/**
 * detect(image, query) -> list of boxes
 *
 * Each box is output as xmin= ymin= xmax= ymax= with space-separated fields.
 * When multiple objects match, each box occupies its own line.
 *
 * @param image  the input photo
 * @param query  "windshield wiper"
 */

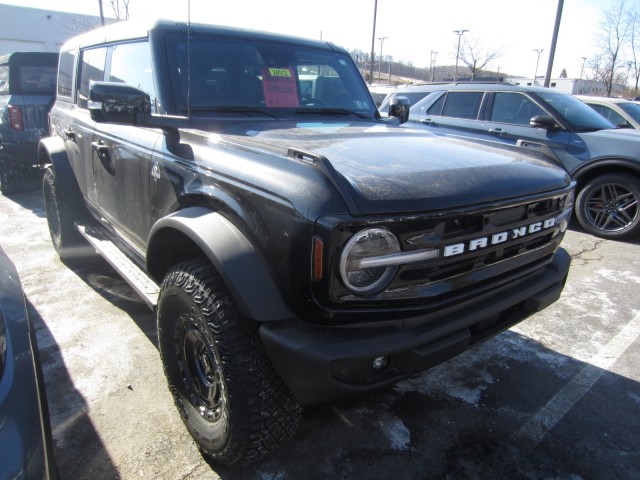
xmin=294 ymin=107 xmax=370 ymax=119
xmin=182 ymin=105 xmax=279 ymax=118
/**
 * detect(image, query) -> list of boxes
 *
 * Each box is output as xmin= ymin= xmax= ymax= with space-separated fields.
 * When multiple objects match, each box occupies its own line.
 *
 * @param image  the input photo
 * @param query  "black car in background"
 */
xmin=0 ymin=52 xmax=58 ymax=194
xmin=0 ymin=245 xmax=57 ymax=479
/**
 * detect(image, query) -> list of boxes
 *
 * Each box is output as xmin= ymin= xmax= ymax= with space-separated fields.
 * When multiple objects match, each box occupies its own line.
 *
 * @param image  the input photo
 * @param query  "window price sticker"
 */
xmin=262 ymin=67 xmax=299 ymax=107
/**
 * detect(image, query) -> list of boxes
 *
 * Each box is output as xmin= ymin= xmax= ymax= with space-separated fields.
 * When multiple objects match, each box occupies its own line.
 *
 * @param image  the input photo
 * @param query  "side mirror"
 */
xmin=529 ymin=115 xmax=557 ymax=130
xmin=389 ymin=96 xmax=410 ymax=124
xmin=88 ymin=81 xmax=151 ymax=124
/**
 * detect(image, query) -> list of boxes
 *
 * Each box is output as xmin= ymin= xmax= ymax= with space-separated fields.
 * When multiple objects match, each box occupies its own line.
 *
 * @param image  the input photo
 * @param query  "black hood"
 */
xmin=212 ymin=121 xmax=571 ymax=215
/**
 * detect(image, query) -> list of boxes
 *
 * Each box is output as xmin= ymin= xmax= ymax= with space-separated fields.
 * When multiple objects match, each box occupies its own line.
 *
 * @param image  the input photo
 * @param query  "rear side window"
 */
xmin=78 ymin=47 xmax=107 ymax=109
xmin=18 ymin=66 xmax=56 ymax=93
xmin=440 ymin=92 xmax=483 ymax=119
xmin=57 ymin=50 xmax=76 ymax=99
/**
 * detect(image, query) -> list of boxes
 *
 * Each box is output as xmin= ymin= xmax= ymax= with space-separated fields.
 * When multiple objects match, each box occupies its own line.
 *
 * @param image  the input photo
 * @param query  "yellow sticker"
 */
xmin=268 ymin=68 xmax=292 ymax=78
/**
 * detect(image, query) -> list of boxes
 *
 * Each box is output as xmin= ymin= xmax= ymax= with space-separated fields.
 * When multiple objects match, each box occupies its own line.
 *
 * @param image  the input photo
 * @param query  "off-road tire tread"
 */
xmin=158 ymin=258 xmax=302 ymax=469
xmin=42 ymin=167 xmax=86 ymax=258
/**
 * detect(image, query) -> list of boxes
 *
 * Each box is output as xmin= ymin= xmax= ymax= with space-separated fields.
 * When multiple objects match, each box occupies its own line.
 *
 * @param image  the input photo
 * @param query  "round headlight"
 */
xmin=339 ymin=228 xmax=401 ymax=294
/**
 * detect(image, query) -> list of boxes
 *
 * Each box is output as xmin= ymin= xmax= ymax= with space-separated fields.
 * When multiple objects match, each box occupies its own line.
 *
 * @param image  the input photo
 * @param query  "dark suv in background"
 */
xmin=0 ymin=52 xmax=58 ymax=194
xmin=397 ymin=83 xmax=640 ymax=240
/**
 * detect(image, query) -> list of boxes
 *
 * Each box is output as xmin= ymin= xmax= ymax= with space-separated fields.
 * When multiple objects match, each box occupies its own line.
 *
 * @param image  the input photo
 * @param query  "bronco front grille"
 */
xmin=324 ymin=188 xmax=573 ymax=306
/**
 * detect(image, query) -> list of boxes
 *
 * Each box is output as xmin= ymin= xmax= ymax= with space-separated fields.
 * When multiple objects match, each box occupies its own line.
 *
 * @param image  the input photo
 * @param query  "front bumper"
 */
xmin=260 ymin=247 xmax=570 ymax=405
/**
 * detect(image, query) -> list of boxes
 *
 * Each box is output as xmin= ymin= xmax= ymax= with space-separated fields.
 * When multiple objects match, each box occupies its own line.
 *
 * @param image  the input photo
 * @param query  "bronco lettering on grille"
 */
xmin=443 ymin=217 xmax=557 ymax=257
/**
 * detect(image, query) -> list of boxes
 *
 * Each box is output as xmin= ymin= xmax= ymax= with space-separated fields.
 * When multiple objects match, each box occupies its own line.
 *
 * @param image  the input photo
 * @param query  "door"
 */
xmin=410 ymin=91 xmax=489 ymax=142
xmin=90 ymin=41 xmax=161 ymax=252
xmin=481 ymin=91 xmax=572 ymax=163
xmin=70 ymin=46 xmax=108 ymax=206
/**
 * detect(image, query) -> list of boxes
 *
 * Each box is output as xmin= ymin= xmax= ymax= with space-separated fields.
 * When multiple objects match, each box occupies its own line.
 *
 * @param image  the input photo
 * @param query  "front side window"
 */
xmin=165 ymin=35 xmax=376 ymax=117
xmin=490 ymin=92 xmax=546 ymax=125
xmin=618 ymin=101 xmax=640 ymax=123
xmin=589 ymin=104 xmax=626 ymax=126
xmin=380 ymin=90 xmax=433 ymax=114
xmin=109 ymin=41 xmax=157 ymax=112
xmin=78 ymin=47 xmax=107 ymax=109
xmin=0 ymin=66 xmax=8 ymax=93
xmin=536 ymin=91 xmax=614 ymax=132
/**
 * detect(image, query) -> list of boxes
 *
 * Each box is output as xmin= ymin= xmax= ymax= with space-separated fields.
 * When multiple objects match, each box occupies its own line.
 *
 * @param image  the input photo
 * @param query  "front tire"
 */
xmin=575 ymin=173 xmax=640 ymax=240
xmin=157 ymin=259 xmax=302 ymax=469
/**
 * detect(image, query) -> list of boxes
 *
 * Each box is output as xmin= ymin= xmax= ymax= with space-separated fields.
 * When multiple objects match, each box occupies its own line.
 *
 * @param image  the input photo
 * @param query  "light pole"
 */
xmin=430 ymin=50 xmax=438 ymax=82
xmin=579 ymin=56 xmax=587 ymax=80
xmin=453 ymin=29 xmax=469 ymax=82
xmin=378 ymin=36 xmax=388 ymax=83
xmin=533 ymin=49 xmax=544 ymax=86
xmin=626 ymin=61 xmax=633 ymax=88
xmin=369 ymin=0 xmax=378 ymax=84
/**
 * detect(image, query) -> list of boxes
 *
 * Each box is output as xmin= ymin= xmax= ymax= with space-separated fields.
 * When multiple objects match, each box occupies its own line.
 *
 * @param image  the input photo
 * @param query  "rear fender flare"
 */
xmin=148 ymin=207 xmax=294 ymax=322
xmin=38 ymin=136 xmax=84 ymax=205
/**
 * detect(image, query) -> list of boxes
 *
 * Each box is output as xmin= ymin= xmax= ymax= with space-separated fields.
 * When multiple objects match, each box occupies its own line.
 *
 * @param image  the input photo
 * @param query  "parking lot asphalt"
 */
xmin=1 ymin=188 xmax=639 ymax=480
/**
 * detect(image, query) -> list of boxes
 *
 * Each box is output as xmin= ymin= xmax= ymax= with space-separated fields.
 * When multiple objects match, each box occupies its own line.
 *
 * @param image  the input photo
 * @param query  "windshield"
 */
xmin=536 ymin=91 xmax=615 ymax=132
xmin=165 ymin=35 xmax=376 ymax=118
xmin=619 ymin=101 xmax=640 ymax=123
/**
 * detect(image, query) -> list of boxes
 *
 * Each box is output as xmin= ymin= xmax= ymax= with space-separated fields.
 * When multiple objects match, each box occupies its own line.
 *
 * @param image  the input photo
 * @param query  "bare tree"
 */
xmin=589 ymin=0 xmax=632 ymax=96
xmin=456 ymin=37 xmax=502 ymax=81
xmin=109 ymin=0 xmax=130 ymax=20
xmin=627 ymin=3 xmax=640 ymax=95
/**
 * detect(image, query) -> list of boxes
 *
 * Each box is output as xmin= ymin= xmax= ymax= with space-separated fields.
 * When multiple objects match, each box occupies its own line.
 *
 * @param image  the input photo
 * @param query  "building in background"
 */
xmin=505 ymin=77 xmax=624 ymax=97
xmin=0 ymin=4 xmax=108 ymax=55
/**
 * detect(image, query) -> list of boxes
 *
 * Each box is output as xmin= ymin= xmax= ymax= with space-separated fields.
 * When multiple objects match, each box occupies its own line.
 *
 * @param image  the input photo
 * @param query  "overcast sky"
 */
xmin=4 ymin=0 xmax=612 ymax=78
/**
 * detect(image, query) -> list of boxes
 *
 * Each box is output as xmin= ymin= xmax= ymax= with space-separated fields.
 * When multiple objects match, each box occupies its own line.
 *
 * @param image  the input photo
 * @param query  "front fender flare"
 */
xmin=148 ymin=207 xmax=295 ymax=322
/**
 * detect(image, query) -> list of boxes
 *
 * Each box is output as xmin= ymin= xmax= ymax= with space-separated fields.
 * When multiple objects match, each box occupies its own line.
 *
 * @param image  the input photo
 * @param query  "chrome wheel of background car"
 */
xmin=576 ymin=173 xmax=640 ymax=240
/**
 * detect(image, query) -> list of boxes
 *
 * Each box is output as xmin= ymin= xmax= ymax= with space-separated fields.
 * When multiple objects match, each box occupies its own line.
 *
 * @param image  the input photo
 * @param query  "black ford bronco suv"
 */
xmin=40 ymin=19 xmax=573 ymax=468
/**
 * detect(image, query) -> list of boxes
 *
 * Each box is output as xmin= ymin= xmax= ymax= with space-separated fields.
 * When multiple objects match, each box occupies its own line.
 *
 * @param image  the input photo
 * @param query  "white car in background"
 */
xmin=576 ymin=95 xmax=640 ymax=131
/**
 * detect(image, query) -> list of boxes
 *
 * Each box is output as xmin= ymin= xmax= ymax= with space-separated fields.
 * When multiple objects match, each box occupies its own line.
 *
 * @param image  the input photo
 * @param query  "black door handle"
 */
xmin=63 ymin=129 xmax=77 ymax=141
xmin=91 ymin=141 xmax=109 ymax=156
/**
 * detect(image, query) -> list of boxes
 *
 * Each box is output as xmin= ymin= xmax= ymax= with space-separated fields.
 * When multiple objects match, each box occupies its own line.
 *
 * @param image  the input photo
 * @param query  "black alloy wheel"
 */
xmin=576 ymin=173 xmax=640 ymax=240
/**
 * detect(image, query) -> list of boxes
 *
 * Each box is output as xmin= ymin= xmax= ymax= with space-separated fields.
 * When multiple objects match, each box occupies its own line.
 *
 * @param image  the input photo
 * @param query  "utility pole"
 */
xmin=533 ymin=49 xmax=544 ymax=86
xmin=453 ymin=29 xmax=469 ymax=82
xmin=579 ymin=56 xmax=587 ymax=80
xmin=544 ymin=0 xmax=564 ymax=87
xmin=378 ymin=36 xmax=388 ymax=83
xmin=369 ymin=0 xmax=378 ymax=85
xmin=98 ymin=0 xmax=104 ymax=26
xmin=430 ymin=50 xmax=438 ymax=82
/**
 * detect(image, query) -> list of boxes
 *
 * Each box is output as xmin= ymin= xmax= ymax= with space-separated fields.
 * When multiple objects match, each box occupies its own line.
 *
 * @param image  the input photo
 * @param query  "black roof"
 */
xmin=60 ymin=18 xmax=348 ymax=55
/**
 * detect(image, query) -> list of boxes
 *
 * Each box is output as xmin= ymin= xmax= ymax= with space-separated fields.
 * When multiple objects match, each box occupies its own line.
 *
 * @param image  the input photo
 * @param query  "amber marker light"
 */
xmin=312 ymin=235 xmax=324 ymax=281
